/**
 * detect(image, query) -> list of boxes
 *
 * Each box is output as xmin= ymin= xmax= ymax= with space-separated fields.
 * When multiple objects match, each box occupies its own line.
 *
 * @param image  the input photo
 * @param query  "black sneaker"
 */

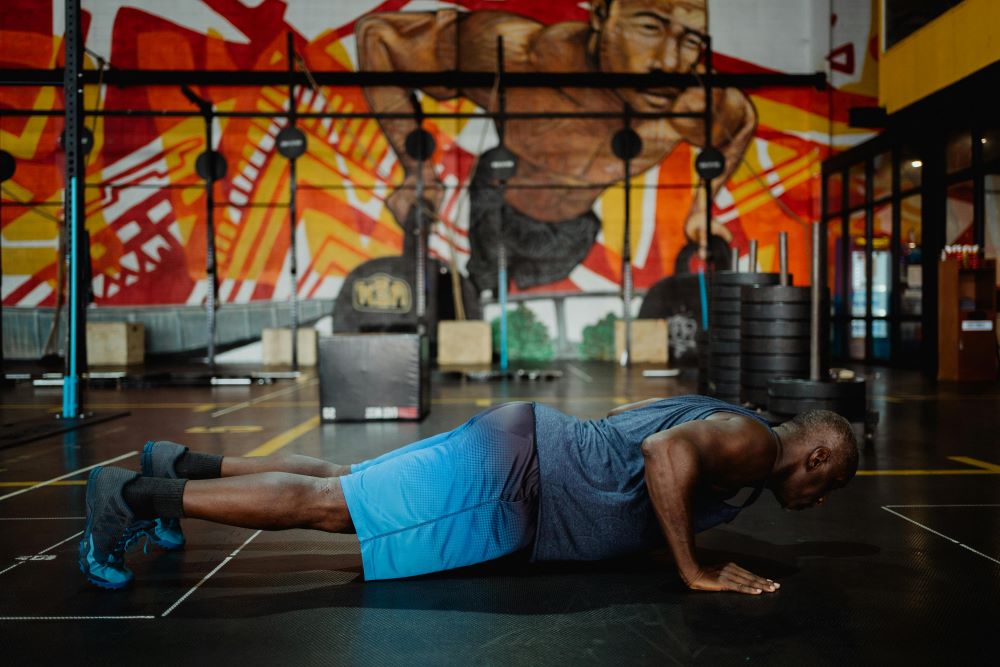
xmin=78 ymin=467 xmax=152 ymax=590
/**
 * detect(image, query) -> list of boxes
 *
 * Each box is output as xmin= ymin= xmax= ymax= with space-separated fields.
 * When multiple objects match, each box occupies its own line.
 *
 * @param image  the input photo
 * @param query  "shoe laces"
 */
xmin=120 ymin=522 xmax=155 ymax=555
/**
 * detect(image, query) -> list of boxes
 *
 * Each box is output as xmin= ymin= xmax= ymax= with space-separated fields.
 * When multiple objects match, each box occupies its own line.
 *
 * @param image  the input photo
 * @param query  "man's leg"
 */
xmin=219 ymin=453 xmax=349 ymax=478
xmin=144 ymin=440 xmax=350 ymax=480
xmin=80 ymin=466 xmax=354 ymax=589
xmin=181 ymin=472 xmax=353 ymax=532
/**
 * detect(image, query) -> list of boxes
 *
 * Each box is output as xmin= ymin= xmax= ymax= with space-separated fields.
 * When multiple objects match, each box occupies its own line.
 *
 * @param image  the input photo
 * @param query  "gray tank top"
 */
xmin=530 ymin=395 xmax=774 ymax=562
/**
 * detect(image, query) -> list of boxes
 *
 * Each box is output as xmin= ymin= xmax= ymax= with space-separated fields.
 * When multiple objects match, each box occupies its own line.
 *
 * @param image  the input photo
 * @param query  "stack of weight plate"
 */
xmin=707 ymin=272 xmax=781 ymax=405
xmin=739 ymin=285 xmax=811 ymax=408
xmin=767 ymin=377 xmax=867 ymax=422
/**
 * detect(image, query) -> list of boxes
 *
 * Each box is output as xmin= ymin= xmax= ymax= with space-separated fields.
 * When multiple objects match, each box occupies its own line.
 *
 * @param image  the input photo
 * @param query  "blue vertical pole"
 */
xmin=62 ymin=176 xmax=80 ymax=418
xmin=62 ymin=0 xmax=84 ymax=419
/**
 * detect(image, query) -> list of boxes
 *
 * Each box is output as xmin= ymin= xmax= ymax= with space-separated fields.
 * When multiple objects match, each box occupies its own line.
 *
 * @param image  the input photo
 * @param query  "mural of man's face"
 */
xmin=592 ymin=0 xmax=707 ymax=112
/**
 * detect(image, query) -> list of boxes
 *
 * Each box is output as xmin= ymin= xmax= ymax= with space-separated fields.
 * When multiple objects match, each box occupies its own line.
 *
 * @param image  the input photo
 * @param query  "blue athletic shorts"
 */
xmin=339 ymin=401 xmax=540 ymax=580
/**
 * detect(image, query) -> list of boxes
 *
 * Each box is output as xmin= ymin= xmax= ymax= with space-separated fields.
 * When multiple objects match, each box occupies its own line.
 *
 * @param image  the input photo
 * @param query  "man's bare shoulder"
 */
xmin=698 ymin=413 xmax=775 ymax=482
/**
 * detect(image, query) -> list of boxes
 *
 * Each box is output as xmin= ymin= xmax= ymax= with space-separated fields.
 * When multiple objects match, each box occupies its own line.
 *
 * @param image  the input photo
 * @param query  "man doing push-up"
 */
xmin=80 ymin=395 xmax=858 ymax=594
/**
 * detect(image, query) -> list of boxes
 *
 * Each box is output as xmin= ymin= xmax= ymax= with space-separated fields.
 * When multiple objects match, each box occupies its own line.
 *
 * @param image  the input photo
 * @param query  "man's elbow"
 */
xmin=641 ymin=436 xmax=664 ymax=460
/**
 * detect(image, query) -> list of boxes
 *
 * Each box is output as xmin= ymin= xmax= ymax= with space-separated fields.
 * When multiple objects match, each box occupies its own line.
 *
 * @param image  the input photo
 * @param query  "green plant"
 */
xmin=579 ymin=312 xmax=618 ymax=361
xmin=491 ymin=304 xmax=554 ymax=361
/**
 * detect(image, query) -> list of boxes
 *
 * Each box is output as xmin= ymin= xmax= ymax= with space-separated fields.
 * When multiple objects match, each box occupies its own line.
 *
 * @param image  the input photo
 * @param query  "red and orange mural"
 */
xmin=1 ymin=0 xmax=880 ymax=310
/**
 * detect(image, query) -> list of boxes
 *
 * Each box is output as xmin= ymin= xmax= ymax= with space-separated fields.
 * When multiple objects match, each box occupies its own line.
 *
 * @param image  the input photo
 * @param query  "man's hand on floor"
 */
xmin=686 ymin=562 xmax=779 ymax=595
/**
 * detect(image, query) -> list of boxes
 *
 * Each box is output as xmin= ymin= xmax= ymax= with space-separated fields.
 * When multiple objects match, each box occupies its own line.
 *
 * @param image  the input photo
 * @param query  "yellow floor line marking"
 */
xmin=858 ymin=455 xmax=1000 ymax=476
xmin=193 ymin=404 xmax=218 ymax=413
xmin=0 ymin=481 xmax=87 ymax=488
xmin=474 ymin=399 xmax=492 ymax=407
xmin=947 ymin=456 xmax=1000 ymax=472
xmin=244 ymin=416 xmax=320 ymax=458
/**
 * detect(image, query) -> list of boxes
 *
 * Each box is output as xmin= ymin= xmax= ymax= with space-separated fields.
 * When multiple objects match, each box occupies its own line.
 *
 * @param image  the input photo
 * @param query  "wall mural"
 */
xmin=0 ymin=0 xmax=880 ymax=347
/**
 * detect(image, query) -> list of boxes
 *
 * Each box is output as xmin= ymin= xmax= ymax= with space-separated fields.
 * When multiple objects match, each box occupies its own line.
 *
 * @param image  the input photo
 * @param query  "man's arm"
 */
xmin=641 ymin=416 xmax=778 ymax=595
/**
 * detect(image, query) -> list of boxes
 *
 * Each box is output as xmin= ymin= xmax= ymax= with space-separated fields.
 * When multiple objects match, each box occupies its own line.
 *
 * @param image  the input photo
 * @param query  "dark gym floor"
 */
xmin=1 ymin=362 xmax=997 ymax=666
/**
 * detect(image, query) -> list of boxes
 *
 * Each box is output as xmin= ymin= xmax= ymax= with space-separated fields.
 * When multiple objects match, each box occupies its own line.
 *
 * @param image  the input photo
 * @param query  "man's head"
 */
xmin=770 ymin=410 xmax=859 ymax=511
xmin=589 ymin=0 xmax=707 ymax=112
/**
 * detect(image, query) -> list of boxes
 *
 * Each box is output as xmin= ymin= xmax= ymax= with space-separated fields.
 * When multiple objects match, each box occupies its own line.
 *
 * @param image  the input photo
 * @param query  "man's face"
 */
xmin=594 ymin=0 xmax=707 ymax=112
xmin=771 ymin=446 xmax=849 ymax=511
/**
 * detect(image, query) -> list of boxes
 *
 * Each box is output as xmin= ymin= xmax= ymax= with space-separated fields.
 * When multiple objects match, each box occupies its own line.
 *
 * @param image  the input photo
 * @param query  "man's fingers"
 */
xmin=722 ymin=565 xmax=779 ymax=592
xmin=727 ymin=582 xmax=762 ymax=595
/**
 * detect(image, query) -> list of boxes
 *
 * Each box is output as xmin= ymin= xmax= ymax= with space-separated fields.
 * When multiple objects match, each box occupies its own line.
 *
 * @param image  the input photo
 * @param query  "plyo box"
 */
xmin=437 ymin=320 xmax=492 ymax=366
xmin=318 ymin=333 xmax=429 ymax=422
xmin=86 ymin=322 xmax=145 ymax=365
xmin=262 ymin=327 xmax=318 ymax=366
xmin=615 ymin=319 xmax=669 ymax=364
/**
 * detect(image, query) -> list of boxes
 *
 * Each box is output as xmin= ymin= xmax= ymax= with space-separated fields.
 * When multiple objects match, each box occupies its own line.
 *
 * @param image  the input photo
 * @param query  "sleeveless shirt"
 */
xmin=530 ymin=395 xmax=774 ymax=562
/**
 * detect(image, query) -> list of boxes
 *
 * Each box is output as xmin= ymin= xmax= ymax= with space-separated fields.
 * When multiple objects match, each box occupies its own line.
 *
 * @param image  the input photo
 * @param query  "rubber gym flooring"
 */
xmin=1 ymin=362 xmax=997 ymax=666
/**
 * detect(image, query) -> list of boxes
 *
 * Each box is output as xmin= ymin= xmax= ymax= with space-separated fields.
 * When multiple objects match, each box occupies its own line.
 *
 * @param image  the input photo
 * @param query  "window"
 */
xmin=900 ymin=147 xmax=922 ymax=191
xmin=946 ymin=180 xmax=975 ymax=245
xmin=826 ymin=172 xmax=843 ymax=214
xmin=873 ymin=152 xmax=892 ymax=200
xmin=848 ymin=163 xmax=866 ymax=209
xmin=946 ymin=131 xmax=972 ymax=173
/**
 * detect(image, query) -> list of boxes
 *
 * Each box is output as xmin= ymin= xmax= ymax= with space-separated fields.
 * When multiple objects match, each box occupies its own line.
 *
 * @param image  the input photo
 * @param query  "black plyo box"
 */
xmin=318 ymin=333 xmax=429 ymax=422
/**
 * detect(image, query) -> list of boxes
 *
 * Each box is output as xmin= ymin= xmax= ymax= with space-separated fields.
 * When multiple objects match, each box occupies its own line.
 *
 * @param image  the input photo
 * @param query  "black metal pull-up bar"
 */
xmin=1 ymin=68 xmax=827 ymax=90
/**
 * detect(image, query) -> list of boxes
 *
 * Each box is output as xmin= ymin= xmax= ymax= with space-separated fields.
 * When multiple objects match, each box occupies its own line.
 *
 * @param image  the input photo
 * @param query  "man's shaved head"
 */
xmin=768 ymin=410 xmax=859 ymax=511
xmin=787 ymin=410 xmax=859 ymax=478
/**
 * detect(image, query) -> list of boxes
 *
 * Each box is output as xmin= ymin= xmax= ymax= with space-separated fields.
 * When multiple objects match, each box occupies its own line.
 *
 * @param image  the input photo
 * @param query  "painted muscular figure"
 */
xmin=356 ymin=0 xmax=756 ymax=290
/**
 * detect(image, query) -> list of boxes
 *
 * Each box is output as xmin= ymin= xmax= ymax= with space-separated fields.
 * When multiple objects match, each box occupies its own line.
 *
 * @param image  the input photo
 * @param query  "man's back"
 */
xmin=531 ymin=396 xmax=773 ymax=562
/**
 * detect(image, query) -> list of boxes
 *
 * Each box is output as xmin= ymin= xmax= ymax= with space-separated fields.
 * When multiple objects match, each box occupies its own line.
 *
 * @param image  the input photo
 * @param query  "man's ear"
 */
xmin=807 ymin=446 xmax=831 ymax=471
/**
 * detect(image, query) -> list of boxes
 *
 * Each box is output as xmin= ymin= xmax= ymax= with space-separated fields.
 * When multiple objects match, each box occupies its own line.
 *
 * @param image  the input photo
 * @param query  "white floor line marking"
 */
xmin=161 ymin=530 xmax=262 ymax=617
xmin=0 ymin=616 xmax=155 ymax=621
xmin=881 ymin=506 xmax=1000 ymax=566
xmin=0 ymin=517 xmax=86 ymax=521
xmin=565 ymin=364 xmax=593 ymax=383
xmin=37 ymin=530 xmax=84 ymax=555
xmin=0 ymin=530 xmax=84 ymax=577
xmin=884 ymin=504 xmax=1000 ymax=508
xmin=211 ymin=380 xmax=315 ymax=418
xmin=0 ymin=562 xmax=24 ymax=576
xmin=0 ymin=452 xmax=137 ymax=502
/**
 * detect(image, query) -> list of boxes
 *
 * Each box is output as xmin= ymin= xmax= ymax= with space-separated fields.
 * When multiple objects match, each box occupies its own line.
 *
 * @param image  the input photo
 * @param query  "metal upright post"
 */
xmin=810 ymin=222 xmax=824 ymax=381
xmin=621 ymin=105 xmax=634 ymax=368
xmin=702 ymin=34 xmax=715 ymax=272
xmin=204 ymin=110 xmax=218 ymax=367
xmin=61 ymin=0 xmax=86 ymax=419
xmin=286 ymin=32 xmax=300 ymax=371
xmin=779 ymin=231 xmax=789 ymax=285
xmin=412 ymin=101 xmax=428 ymax=338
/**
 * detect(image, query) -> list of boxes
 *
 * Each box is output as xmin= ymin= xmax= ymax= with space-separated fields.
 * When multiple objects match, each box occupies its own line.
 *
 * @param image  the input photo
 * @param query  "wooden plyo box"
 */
xmin=437 ymin=320 xmax=493 ymax=366
xmin=262 ymin=327 xmax=318 ymax=366
xmin=615 ymin=319 xmax=669 ymax=364
xmin=86 ymin=322 xmax=145 ymax=366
